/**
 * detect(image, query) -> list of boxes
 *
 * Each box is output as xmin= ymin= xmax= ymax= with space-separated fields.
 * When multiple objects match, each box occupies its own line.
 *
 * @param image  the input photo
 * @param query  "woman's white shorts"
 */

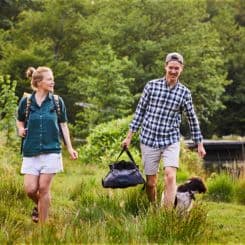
xmin=21 ymin=153 xmax=63 ymax=176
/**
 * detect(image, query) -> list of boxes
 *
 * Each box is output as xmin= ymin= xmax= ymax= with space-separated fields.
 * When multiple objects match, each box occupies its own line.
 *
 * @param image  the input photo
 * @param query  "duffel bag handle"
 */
xmin=116 ymin=146 xmax=136 ymax=165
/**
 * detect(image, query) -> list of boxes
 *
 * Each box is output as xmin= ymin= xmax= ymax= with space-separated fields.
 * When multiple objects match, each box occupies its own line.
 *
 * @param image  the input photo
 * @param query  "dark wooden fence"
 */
xmin=186 ymin=140 xmax=245 ymax=163
xmin=186 ymin=140 xmax=245 ymax=178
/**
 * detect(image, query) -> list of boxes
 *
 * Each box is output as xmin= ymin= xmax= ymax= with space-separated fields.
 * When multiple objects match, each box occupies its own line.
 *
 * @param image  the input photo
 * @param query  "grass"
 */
xmin=0 ymin=146 xmax=245 ymax=244
xmin=207 ymin=202 xmax=245 ymax=244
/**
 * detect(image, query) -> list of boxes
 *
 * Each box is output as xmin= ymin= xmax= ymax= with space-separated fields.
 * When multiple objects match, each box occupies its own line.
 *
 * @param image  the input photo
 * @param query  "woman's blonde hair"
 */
xmin=26 ymin=66 xmax=52 ymax=90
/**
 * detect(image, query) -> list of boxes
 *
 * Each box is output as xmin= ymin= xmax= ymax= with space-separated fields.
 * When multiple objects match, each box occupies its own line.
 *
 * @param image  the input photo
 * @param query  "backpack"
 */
xmin=20 ymin=92 xmax=66 ymax=154
xmin=23 ymin=92 xmax=61 ymax=124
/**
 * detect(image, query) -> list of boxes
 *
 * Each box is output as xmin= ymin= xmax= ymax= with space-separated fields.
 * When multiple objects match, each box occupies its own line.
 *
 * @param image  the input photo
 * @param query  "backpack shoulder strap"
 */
xmin=23 ymin=92 xmax=32 ymax=123
xmin=52 ymin=94 xmax=66 ymax=145
xmin=52 ymin=94 xmax=61 ymax=120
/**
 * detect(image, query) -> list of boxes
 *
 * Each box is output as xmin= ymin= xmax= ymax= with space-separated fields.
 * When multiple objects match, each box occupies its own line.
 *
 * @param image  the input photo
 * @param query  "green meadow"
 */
xmin=0 ymin=140 xmax=244 ymax=244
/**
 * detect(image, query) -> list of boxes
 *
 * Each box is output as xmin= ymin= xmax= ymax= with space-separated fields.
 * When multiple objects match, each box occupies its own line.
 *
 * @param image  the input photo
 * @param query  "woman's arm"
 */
xmin=16 ymin=120 xmax=27 ymax=137
xmin=60 ymin=122 xmax=78 ymax=160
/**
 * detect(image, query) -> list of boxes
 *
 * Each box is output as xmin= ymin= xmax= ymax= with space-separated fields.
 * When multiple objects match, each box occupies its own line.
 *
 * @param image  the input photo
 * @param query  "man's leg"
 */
xmin=163 ymin=167 xmax=177 ymax=208
xmin=146 ymin=175 xmax=158 ymax=203
xmin=141 ymin=144 xmax=161 ymax=203
xmin=162 ymin=142 xmax=180 ymax=208
xmin=38 ymin=173 xmax=55 ymax=223
xmin=24 ymin=174 xmax=39 ymax=204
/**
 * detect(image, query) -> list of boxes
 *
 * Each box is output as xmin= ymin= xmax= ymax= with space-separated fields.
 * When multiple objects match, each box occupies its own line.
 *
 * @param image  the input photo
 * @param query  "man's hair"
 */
xmin=165 ymin=52 xmax=184 ymax=64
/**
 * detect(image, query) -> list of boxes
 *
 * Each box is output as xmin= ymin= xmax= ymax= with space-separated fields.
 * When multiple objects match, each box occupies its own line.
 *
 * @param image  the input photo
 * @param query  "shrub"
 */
xmin=79 ymin=115 xmax=140 ymax=165
xmin=235 ymin=179 xmax=245 ymax=205
xmin=0 ymin=75 xmax=18 ymax=145
xmin=206 ymin=173 xmax=235 ymax=202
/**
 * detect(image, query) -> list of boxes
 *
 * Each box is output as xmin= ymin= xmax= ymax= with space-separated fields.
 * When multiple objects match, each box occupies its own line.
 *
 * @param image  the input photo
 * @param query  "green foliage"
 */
xmin=0 ymin=75 xmax=18 ymax=145
xmin=79 ymin=115 xmax=140 ymax=165
xmin=1 ymin=0 xmax=241 ymax=137
xmin=206 ymin=173 xmax=235 ymax=202
xmin=73 ymin=45 xmax=134 ymax=135
xmin=206 ymin=2 xmax=245 ymax=136
xmin=235 ymin=179 xmax=245 ymax=205
xmin=0 ymin=0 xmax=42 ymax=30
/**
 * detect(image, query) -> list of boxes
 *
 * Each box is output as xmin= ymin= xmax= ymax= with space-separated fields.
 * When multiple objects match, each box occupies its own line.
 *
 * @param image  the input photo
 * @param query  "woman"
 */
xmin=17 ymin=66 xmax=78 ymax=223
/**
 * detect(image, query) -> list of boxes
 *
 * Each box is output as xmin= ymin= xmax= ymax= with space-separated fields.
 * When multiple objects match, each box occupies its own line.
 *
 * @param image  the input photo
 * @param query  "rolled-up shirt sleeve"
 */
xmin=58 ymin=96 xmax=68 ymax=123
xmin=183 ymin=90 xmax=203 ymax=144
xmin=17 ymin=97 xmax=27 ymax=122
xmin=130 ymin=83 xmax=151 ymax=132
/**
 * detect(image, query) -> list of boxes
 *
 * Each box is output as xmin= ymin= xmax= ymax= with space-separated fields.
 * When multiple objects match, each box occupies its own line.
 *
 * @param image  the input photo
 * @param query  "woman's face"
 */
xmin=38 ymin=70 xmax=55 ymax=93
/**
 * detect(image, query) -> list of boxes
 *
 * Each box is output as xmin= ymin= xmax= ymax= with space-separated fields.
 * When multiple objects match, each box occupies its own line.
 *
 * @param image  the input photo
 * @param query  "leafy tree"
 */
xmin=0 ymin=0 xmax=42 ymax=30
xmin=0 ymin=0 xmax=242 ymax=139
xmin=88 ymin=0 xmax=229 ymax=131
xmin=0 ymin=75 xmax=18 ymax=144
xmin=72 ymin=45 xmax=134 ymax=137
xmin=206 ymin=1 xmax=245 ymax=136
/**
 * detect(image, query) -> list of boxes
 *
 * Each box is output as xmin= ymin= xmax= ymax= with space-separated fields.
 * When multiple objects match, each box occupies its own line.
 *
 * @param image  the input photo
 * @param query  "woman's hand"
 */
xmin=68 ymin=147 xmax=78 ymax=160
xmin=18 ymin=127 xmax=27 ymax=138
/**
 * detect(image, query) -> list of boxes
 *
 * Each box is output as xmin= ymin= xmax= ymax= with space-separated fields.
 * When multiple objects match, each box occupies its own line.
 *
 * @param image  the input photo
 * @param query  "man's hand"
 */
xmin=121 ymin=131 xmax=134 ymax=149
xmin=197 ymin=143 xmax=206 ymax=158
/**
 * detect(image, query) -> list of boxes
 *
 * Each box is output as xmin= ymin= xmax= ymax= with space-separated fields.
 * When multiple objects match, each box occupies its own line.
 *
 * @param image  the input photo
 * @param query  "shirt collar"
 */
xmin=30 ymin=91 xmax=53 ymax=102
xmin=163 ymin=77 xmax=179 ymax=90
xmin=47 ymin=92 xmax=53 ymax=100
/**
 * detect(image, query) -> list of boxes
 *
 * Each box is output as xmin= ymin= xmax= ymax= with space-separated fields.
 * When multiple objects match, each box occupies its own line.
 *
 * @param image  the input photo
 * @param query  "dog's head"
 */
xmin=177 ymin=177 xmax=207 ymax=194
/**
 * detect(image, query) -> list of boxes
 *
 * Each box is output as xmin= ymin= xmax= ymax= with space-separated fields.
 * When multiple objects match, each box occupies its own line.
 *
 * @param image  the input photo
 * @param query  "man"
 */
xmin=122 ymin=52 xmax=206 ymax=208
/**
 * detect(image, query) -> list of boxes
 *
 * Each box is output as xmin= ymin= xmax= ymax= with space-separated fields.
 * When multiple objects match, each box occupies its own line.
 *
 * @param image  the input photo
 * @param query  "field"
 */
xmin=0 ymin=144 xmax=244 ymax=244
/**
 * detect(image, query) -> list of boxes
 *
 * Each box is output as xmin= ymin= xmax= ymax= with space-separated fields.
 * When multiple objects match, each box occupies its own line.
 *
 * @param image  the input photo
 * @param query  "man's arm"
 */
xmin=122 ymin=83 xmax=151 ymax=148
xmin=183 ymin=91 xmax=206 ymax=158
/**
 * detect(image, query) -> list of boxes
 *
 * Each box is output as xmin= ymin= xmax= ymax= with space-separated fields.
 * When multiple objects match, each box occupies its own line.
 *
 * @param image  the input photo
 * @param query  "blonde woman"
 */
xmin=17 ymin=66 xmax=78 ymax=223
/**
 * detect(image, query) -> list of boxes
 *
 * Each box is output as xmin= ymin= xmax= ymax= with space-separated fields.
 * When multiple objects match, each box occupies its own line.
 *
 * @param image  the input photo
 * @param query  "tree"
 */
xmin=72 ymin=45 xmax=134 ymax=137
xmin=0 ymin=0 xmax=42 ymax=30
xmin=87 ymin=0 xmax=229 ymax=130
xmin=0 ymin=0 xmax=236 ymax=138
xmin=206 ymin=1 xmax=245 ymax=136
xmin=0 ymin=75 xmax=18 ymax=144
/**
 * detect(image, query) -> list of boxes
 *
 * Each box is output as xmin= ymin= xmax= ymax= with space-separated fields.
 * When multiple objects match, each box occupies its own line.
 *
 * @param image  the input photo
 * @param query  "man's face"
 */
xmin=165 ymin=61 xmax=183 ymax=83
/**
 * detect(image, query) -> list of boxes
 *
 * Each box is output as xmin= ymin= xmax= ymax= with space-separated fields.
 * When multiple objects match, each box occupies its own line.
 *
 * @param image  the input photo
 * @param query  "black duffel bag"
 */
xmin=102 ymin=148 xmax=145 ymax=188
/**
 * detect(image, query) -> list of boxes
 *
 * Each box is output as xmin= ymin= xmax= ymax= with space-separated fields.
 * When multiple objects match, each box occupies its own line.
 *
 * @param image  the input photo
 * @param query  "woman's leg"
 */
xmin=38 ymin=173 xmax=55 ymax=223
xmin=24 ymin=174 xmax=39 ymax=204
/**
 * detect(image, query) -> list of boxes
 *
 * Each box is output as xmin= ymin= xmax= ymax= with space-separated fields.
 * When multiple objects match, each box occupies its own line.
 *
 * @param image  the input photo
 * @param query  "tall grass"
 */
xmin=235 ymin=179 xmax=245 ymax=205
xmin=0 ymin=127 xmax=244 ymax=243
xmin=143 ymin=204 xmax=209 ymax=244
xmin=206 ymin=173 xmax=235 ymax=202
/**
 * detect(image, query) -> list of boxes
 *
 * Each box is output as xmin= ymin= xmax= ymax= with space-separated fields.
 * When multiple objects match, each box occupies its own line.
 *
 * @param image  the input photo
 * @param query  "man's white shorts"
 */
xmin=21 ymin=153 xmax=63 ymax=176
xmin=140 ymin=142 xmax=180 ymax=175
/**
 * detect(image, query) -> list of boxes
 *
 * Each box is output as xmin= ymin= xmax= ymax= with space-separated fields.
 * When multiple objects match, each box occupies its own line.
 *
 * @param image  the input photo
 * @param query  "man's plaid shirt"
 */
xmin=130 ymin=78 xmax=203 ymax=148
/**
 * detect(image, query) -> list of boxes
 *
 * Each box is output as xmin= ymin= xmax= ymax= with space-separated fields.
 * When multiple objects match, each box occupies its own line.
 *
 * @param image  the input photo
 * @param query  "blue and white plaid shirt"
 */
xmin=130 ymin=78 xmax=203 ymax=148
